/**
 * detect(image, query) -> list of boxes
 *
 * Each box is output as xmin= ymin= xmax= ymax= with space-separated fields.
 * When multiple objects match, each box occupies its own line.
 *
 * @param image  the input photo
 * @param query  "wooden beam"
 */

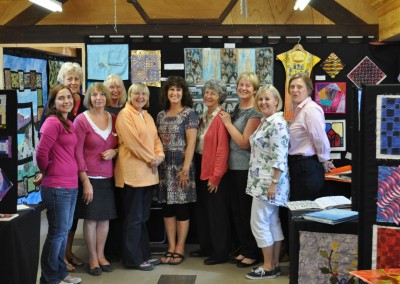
xmin=4 ymin=0 xmax=69 ymax=27
xmin=309 ymin=0 xmax=366 ymax=25
xmin=0 ymin=24 xmax=378 ymax=43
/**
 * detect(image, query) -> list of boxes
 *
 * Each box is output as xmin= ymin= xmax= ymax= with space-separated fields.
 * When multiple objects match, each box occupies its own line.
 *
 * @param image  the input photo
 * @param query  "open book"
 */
xmin=303 ymin=208 xmax=358 ymax=225
xmin=285 ymin=195 xmax=351 ymax=211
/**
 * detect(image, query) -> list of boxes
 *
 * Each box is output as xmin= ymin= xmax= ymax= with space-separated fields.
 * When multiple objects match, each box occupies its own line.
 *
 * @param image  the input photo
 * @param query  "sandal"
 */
xmin=68 ymin=255 xmax=84 ymax=267
xmin=160 ymin=251 xmax=174 ymax=264
xmin=65 ymin=261 xmax=75 ymax=272
xmin=169 ymin=253 xmax=185 ymax=265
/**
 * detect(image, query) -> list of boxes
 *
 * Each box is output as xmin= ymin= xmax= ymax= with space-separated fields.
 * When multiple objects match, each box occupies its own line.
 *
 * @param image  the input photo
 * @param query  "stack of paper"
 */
xmin=303 ymin=208 xmax=358 ymax=225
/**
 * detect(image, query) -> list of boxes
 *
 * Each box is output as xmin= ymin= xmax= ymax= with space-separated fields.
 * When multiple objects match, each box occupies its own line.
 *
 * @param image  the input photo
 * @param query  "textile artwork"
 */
xmin=320 ymin=52 xmax=345 ymax=78
xmin=298 ymin=231 xmax=358 ymax=284
xmin=131 ymin=50 xmax=161 ymax=87
xmin=377 ymin=166 xmax=400 ymax=225
xmin=87 ymin=44 xmax=129 ymax=80
xmin=376 ymin=95 xmax=400 ymax=159
xmin=372 ymin=225 xmax=400 ymax=269
xmin=315 ymin=82 xmax=346 ymax=114
xmin=325 ymin=119 xmax=346 ymax=151
xmin=347 ymin=56 xmax=386 ymax=88
xmin=276 ymin=49 xmax=320 ymax=121
xmin=184 ymin=47 xmax=273 ymax=86
xmin=48 ymin=60 xmax=64 ymax=89
xmin=3 ymin=54 xmax=48 ymax=204
xmin=350 ymin=268 xmax=400 ymax=284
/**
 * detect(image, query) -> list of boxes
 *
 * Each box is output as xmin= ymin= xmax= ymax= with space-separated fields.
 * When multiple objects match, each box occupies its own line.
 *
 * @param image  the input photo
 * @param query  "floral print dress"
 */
xmin=246 ymin=112 xmax=290 ymax=206
xmin=157 ymin=107 xmax=199 ymax=204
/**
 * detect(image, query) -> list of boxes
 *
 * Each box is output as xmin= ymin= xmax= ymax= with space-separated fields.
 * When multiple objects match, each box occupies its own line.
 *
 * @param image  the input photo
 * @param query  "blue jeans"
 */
xmin=40 ymin=187 xmax=77 ymax=284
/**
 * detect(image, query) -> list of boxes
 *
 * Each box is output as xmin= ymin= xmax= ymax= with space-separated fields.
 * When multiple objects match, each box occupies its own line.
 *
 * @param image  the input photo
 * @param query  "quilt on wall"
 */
xmin=320 ymin=52 xmax=345 ymax=79
xmin=376 ymin=95 xmax=400 ymax=159
xmin=325 ymin=119 xmax=346 ymax=151
xmin=3 ymin=54 xmax=48 ymax=204
xmin=298 ymin=231 xmax=358 ymax=284
xmin=347 ymin=56 xmax=386 ymax=88
xmin=87 ymin=44 xmax=129 ymax=80
xmin=376 ymin=166 xmax=400 ymax=224
xmin=131 ymin=50 xmax=161 ymax=87
xmin=48 ymin=60 xmax=65 ymax=89
xmin=184 ymin=47 xmax=273 ymax=86
xmin=372 ymin=225 xmax=400 ymax=269
xmin=315 ymin=82 xmax=346 ymax=113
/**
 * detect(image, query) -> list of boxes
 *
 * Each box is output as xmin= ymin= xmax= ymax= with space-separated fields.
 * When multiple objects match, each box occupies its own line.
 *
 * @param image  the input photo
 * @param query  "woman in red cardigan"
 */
xmin=191 ymin=79 xmax=231 ymax=265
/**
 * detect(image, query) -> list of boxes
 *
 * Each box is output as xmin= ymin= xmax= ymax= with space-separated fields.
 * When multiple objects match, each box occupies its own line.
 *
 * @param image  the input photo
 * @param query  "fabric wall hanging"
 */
xmin=376 ymin=94 xmax=400 ymax=159
xmin=131 ymin=50 xmax=161 ymax=87
xmin=325 ymin=119 xmax=346 ymax=151
xmin=320 ymin=52 xmax=345 ymax=79
xmin=372 ymin=225 xmax=400 ymax=269
xmin=377 ymin=166 xmax=400 ymax=224
xmin=347 ymin=56 xmax=386 ymax=88
xmin=48 ymin=60 xmax=65 ymax=89
xmin=314 ymin=82 xmax=346 ymax=114
xmin=277 ymin=45 xmax=320 ymax=121
xmin=298 ymin=231 xmax=358 ymax=284
xmin=87 ymin=44 xmax=129 ymax=80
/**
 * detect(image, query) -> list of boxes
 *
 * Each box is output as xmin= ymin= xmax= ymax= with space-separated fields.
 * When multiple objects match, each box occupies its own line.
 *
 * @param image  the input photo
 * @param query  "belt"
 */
xmin=288 ymin=155 xmax=317 ymax=162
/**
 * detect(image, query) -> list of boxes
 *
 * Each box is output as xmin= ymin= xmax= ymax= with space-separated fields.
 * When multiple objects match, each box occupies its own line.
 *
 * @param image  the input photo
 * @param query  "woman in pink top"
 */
xmin=115 ymin=83 xmax=165 ymax=271
xmin=74 ymin=83 xmax=118 ymax=276
xmin=36 ymin=85 xmax=81 ymax=284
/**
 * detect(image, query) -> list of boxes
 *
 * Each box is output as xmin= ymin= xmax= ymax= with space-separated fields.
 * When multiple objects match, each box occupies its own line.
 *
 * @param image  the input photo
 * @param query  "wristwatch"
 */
xmin=272 ymin=178 xmax=279 ymax=184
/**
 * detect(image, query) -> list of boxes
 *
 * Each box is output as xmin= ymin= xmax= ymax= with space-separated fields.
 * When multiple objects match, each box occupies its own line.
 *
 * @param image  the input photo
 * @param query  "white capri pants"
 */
xmin=250 ymin=197 xmax=284 ymax=248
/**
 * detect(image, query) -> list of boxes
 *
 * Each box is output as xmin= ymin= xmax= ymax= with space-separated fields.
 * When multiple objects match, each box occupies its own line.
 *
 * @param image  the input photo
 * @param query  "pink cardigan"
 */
xmin=200 ymin=111 xmax=229 ymax=186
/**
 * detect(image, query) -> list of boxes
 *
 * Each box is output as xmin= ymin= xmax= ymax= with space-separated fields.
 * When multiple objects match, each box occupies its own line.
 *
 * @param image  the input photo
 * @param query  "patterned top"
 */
xmin=246 ymin=112 xmax=290 ymax=206
xmin=228 ymin=105 xmax=262 ymax=170
xmin=157 ymin=107 xmax=199 ymax=204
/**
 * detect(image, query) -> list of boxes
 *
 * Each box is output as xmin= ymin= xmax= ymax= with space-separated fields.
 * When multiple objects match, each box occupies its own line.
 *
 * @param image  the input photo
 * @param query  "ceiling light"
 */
xmin=29 ymin=0 xmax=62 ymax=12
xmin=294 ymin=0 xmax=310 ymax=11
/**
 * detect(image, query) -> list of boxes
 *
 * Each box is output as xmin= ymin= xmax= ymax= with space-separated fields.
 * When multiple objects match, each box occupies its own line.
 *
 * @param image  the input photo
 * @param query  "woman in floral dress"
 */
xmin=157 ymin=76 xmax=198 ymax=264
xmin=245 ymin=85 xmax=290 ymax=280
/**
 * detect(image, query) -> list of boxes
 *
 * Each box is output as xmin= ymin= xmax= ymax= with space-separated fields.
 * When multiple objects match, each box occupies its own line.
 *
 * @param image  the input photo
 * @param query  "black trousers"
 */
xmin=121 ymin=184 xmax=154 ymax=267
xmin=194 ymin=154 xmax=231 ymax=260
xmin=226 ymin=169 xmax=259 ymax=259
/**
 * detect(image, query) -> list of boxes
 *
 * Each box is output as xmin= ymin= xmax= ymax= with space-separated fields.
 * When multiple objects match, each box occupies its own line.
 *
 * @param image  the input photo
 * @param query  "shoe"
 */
xmin=190 ymin=249 xmax=210 ymax=257
xmin=251 ymin=265 xmax=281 ymax=276
xmin=169 ymin=253 xmax=185 ymax=265
xmin=237 ymin=259 xmax=259 ymax=268
xmin=62 ymin=275 xmax=82 ymax=283
xmin=88 ymin=267 xmax=102 ymax=276
xmin=67 ymin=256 xmax=84 ymax=267
xmin=246 ymin=267 xmax=277 ymax=280
xmin=65 ymin=261 xmax=75 ymax=272
xmin=229 ymin=255 xmax=244 ymax=264
xmin=203 ymin=257 xmax=228 ymax=265
xmin=147 ymin=258 xmax=161 ymax=266
xmin=132 ymin=262 xmax=154 ymax=271
xmin=100 ymin=264 xmax=113 ymax=272
xmin=160 ymin=252 xmax=174 ymax=264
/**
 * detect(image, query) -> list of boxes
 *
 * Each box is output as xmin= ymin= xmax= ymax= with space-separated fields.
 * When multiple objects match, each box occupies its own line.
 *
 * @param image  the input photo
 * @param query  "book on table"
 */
xmin=302 ymin=208 xmax=358 ymax=225
xmin=285 ymin=195 xmax=351 ymax=211
xmin=0 ymin=213 xmax=19 ymax=222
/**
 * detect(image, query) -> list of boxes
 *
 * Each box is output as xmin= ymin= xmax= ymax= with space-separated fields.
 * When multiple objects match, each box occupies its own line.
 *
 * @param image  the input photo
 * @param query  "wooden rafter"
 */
xmin=309 ymin=0 xmax=366 ymax=25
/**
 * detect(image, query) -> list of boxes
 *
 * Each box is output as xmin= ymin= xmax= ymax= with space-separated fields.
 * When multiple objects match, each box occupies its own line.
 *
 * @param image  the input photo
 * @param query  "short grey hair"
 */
xmin=57 ymin=62 xmax=83 ymax=83
xmin=203 ymin=79 xmax=227 ymax=104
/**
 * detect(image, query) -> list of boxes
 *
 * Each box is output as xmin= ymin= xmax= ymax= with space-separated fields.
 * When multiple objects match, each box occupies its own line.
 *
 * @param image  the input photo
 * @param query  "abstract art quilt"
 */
xmin=372 ymin=225 xmax=400 ymax=269
xmin=315 ymin=82 xmax=346 ymax=113
xmin=131 ymin=50 xmax=161 ymax=87
xmin=325 ymin=119 xmax=346 ymax=151
xmin=347 ymin=56 xmax=386 ymax=88
xmin=377 ymin=166 xmax=400 ymax=224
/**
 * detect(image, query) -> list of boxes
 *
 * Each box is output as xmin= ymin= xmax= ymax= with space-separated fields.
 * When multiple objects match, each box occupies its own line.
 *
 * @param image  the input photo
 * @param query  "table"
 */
xmin=288 ymin=210 xmax=358 ymax=284
xmin=0 ymin=205 xmax=41 ymax=284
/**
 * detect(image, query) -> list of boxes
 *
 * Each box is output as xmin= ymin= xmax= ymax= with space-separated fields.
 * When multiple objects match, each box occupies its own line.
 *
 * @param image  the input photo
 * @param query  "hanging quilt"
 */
xmin=315 ymin=82 xmax=346 ymax=114
xmin=131 ymin=50 xmax=161 ymax=87
xmin=298 ymin=231 xmax=358 ymax=284
xmin=376 ymin=94 xmax=400 ymax=159
xmin=372 ymin=225 xmax=400 ymax=269
xmin=376 ymin=166 xmax=400 ymax=224
xmin=277 ymin=48 xmax=320 ymax=121
xmin=347 ymin=56 xmax=386 ymax=88
xmin=320 ymin=52 xmax=345 ymax=78
xmin=325 ymin=119 xmax=346 ymax=151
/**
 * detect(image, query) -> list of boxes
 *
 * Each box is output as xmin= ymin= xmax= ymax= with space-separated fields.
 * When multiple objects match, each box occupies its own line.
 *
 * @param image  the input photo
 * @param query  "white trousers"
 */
xmin=250 ymin=197 xmax=284 ymax=248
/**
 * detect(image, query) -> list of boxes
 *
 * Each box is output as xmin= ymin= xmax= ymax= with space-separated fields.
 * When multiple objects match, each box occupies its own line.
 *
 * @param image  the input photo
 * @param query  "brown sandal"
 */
xmin=160 ymin=252 xmax=174 ymax=264
xmin=169 ymin=253 xmax=185 ymax=265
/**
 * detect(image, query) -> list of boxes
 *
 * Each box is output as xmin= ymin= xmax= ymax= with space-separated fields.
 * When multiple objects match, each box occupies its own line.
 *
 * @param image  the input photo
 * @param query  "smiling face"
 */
xmin=203 ymin=88 xmax=220 ymax=111
xmin=64 ymin=71 xmax=81 ymax=95
xmin=108 ymin=82 xmax=122 ymax=102
xmin=130 ymin=91 xmax=149 ymax=111
xmin=237 ymin=77 xmax=256 ymax=100
xmin=257 ymin=91 xmax=278 ymax=118
xmin=54 ymin=88 xmax=74 ymax=117
xmin=167 ymin=85 xmax=183 ymax=106
xmin=90 ymin=89 xmax=107 ymax=110
xmin=289 ymin=77 xmax=310 ymax=105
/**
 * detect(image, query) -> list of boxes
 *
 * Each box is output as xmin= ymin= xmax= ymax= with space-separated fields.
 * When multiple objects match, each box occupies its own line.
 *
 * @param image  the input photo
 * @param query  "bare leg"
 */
xmin=272 ymin=240 xmax=282 ymax=268
xmin=96 ymin=220 xmax=110 ymax=265
xmin=161 ymin=217 xmax=176 ymax=263
xmin=83 ymin=219 xmax=99 ymax=269
xmin=170 ymin=219 xmax=189 ymax=264
xmin=261 ymin=245 xmax=274 ymax=271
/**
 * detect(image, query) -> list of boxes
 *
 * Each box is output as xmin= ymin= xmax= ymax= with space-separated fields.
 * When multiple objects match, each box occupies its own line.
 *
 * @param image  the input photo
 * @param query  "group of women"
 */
xmin=36 ymin=61 xmax=334 ymax=283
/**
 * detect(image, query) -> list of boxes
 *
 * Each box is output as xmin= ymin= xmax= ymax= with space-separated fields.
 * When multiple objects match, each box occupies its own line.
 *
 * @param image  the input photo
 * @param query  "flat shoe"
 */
xmin=169 ymin=253 xmax=185 ymax=265
xmin=100 ymin=264 xmax=113 ymax=272
xmin=68 ymin=256 xmax=84 ymax=267
xmin=88 ymin=267 xmax=102 ymax=276
xmin=237 ymin=259 xmax=259 ymax=268
xmin=229 ymin=256 xmax=244 ymax=264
